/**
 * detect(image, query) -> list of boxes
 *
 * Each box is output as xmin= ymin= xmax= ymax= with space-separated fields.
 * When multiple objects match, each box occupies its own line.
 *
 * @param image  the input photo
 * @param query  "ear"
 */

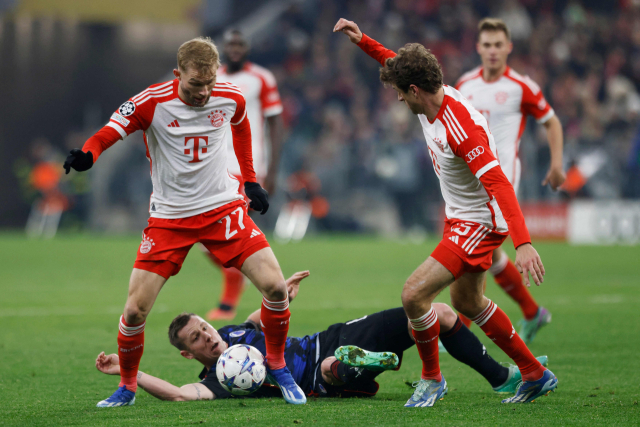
xmin=410 ymin=84 xmax=420 ymax=97
xmin=507 ymin=41 xmax=513 ymax=55
xmin=180 ymin=350 xmax=195 ymax=360
xmin=173 ymin=69 xmax=181 ymax=79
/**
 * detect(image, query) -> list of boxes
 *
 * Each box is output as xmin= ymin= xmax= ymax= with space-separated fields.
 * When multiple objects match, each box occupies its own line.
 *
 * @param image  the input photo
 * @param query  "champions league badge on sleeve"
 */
xmin=119 ymin=101 xmax=136 ymax=116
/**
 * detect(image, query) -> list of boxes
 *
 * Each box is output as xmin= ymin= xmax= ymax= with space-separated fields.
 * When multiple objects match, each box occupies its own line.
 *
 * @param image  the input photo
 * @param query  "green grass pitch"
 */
xmin=1 ymin=233 xmax=639 ymax=426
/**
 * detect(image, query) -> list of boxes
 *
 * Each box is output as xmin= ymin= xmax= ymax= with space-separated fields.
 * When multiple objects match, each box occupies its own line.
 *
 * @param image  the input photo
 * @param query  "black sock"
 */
xmin=439 ymin=317 xmax=509 ymax=388
xmin=330 ymin=360 xmax=375 ymax=383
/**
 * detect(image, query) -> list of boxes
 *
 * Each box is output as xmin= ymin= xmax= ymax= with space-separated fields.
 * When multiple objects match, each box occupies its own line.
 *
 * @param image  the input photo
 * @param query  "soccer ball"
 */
xmin=216 ymin=344 xmax=267 ymax=396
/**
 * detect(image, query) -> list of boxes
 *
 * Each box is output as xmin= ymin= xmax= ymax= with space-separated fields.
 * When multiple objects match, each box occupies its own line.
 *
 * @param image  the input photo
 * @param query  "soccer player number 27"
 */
xmin=218 ymin=207 xmax=245 ymax=240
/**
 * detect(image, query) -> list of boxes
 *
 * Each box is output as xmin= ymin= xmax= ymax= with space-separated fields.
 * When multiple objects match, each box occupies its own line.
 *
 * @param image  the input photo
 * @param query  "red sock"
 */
xmin=117 ymin=315 xmax=145 ymax=392
xmin=261 ymin=297 xmax=290 ymax=370
xmin=410 ymin=308 xmax=442 ymax=381
xmin=458 ymin=313 xmax=473 ymax=328
xmin=205 ymin=249 xmax=245 ymax=310
xmin=491 ymin=258 xmax=539 ymax=320
xmin=473 ymin=300 xmax=544 ymax=382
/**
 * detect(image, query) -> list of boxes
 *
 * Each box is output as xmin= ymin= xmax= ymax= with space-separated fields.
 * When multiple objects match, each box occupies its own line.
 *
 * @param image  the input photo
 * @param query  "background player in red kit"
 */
xmin=455 ymin=18 xmax=565 ymax=342
xmin=63 ymin=37 xmax=306 ymax=407
xmin=334 ymin=19 xmax=558 ymax=407
xmin=203 ymin=29 xmax=286 ymax=321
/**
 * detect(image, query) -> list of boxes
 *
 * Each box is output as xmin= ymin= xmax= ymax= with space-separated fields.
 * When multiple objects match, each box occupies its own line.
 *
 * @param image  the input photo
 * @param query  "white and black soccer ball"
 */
xmin=216 ymin=344 xmax=267 ymax=396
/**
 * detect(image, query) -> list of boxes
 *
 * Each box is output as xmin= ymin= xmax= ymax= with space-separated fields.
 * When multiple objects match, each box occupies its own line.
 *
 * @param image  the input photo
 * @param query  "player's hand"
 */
xmin=63 ymin=148 xmax=94 ymax=174
xmin=244 ymin=182 xmax=269 ymax=215
xmin=542 ymin=166 xmax=566 ymax=191
xmin=96 ymin=351 xmax=120 ymax=375
xmin=333 ymin=18 xmax=363 ymax=44
xmin=514 ymin=243 xmax=545 ymax=287
xmin=286 ymin=270 xmax=310 ymax=302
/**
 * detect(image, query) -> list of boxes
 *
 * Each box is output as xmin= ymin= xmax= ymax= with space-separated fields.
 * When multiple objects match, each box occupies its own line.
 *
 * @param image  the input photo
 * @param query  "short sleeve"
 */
xmin=519 ymin=75 xmax=554 ymax=124
xmin=442 ymin=103 xmax=500 ymax=178
xmin=259 ymin=71 xmax=283 ymax=117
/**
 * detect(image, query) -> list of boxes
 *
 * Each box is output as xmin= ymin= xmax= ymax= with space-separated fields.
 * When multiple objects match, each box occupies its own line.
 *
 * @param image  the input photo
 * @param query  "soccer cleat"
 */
xmin=96 ymin=386 xmax=135 ymax=407
xmin=501 ymin=369 xmax=558 ymax=403
xmin=334 ymin=345 xmax=399 ymax=371
xmin=493 ymin=355 xmax=549 ymax=393
xmin=404 ymin=376 xmax=448 ymax=407
xmin=267 ymin=366 xmax=306 ymax=404
xmin=206 ymin=308 xmax=237 ymax=321
xmin=518 ymin=307 xmax=552 ymax=344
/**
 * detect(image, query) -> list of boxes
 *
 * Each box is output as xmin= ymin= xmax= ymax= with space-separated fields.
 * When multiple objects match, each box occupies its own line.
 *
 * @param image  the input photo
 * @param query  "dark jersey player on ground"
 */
xmin=96 ymin=271 xmax=547 ymax=401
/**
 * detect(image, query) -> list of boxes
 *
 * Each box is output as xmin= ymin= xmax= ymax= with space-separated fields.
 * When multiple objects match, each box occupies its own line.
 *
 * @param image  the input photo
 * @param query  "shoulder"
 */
xmin=129 ymin=79 xmax=178 ymax=111
xmin=245 ymin=62 xmax=278 ymax=87
xmin=504 ymin=67 xmax=541 ymax=95
xmin=455 ymin=66 xmax=482 ymax=89
xmin=212 ymin=83 xmax=246 ymax=103
xmin=443 ymin=87 xmax=490 ymax=136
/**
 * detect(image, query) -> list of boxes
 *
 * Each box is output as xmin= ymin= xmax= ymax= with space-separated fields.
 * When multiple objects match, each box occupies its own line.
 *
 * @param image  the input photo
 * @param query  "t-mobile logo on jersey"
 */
xmin=184 ymin=136 xmax=209 ymax=163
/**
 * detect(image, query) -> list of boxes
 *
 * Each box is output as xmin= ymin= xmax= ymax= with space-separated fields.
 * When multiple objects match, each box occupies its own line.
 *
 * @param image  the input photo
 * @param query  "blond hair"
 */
xmin=478 ymin=18 xmax=511 ymax=40
xmin=177 ymin=37 xmax=220 ymax=73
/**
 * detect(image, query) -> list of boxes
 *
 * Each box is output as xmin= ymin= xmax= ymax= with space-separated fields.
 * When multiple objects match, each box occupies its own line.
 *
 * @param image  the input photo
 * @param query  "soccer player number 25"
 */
xmin=218 ymin=207 xmax=245 ymax=240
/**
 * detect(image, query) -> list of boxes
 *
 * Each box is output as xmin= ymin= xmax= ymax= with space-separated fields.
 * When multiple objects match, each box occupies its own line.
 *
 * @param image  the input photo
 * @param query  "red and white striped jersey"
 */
xmin=217 ymin=62 xmax=283 ymax=178
xmin=421 ymin=86 xmax=508 ymax=232
xmin=103 ymin=79 xmax=251 ymax=219
xmin=456 ymin=66 xmax=554 ymax=190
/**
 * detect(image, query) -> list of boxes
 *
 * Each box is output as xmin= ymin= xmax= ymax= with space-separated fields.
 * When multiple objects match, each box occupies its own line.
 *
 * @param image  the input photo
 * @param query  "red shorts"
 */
xmin=133 ymin=200 xmax=270 ymax=279
xmin=431 ymin=219 xmax=508 ymax=280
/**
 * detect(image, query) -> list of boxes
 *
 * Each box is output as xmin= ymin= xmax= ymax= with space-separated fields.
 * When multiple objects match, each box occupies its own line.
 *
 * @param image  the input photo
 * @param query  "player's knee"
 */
xmin=432 ymin=303 xmax=457 ymax=331
xmin=259 ymin=280 xmax=287 ymax=301
xmin=123 ymin=301 xmax=150 ymax=323
xmin=450 ymin=295 xmax=483 ymax=319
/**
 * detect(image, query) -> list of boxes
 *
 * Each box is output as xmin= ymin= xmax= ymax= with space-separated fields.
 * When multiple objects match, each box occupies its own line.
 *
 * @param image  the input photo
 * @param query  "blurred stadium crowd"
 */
xmin=3 ymin=0 xmax=640 ymax=235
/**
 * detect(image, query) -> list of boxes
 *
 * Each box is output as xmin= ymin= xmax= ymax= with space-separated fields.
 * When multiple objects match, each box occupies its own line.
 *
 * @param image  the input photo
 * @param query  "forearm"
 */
xmin=356 ymin=33 xmax=397 ymax=66
xmin=231 ymin=119 xmax=257 ymax=183
xmin=544 ymin=115 xmax=564 ymax=169
xmin=136 ymin=371 xmax=184 ymax=401
xmin=82 ymin=126 xmax=122 ymax=162
xmin=479 ymin=168 xmax=531 ymax=248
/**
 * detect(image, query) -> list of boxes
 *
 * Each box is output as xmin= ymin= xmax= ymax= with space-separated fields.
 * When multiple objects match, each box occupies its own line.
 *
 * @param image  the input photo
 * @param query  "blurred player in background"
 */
xmin=203 ymin=29 xmax=285 ymax=321
xmin=455 ymin=18 xmax=565 ymax=342
xmin=334 ymin=18 xmax=557 ymax=407
xmin=64 ymin=37 xmax=305 ymax=407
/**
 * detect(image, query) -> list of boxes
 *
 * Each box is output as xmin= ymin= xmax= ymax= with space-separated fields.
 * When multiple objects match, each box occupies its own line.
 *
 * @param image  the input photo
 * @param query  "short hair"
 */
xmin=379 ymin=43 xmax=443 ymax=94
xmin=478 ymin=18 xmax=511 ymax=40
xmin=177 ymin=37 xmax=220 ymax=73
xmin=168 ymin=312 xmax=195 ymax=351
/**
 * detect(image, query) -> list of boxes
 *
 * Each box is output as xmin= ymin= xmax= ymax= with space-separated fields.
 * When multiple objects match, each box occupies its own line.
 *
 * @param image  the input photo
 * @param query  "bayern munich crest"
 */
xmin=495 ymin=91 xmax=508 ymax=104
xmin=433 ymin=137 xmax=445 ymax=152
xmin=208 ymin=110 xmax=226 ymax=127
xmin=140 ymin=233 xmax=155 ymax=254
xmin=119 ymin=101 xmax=136 ymax=116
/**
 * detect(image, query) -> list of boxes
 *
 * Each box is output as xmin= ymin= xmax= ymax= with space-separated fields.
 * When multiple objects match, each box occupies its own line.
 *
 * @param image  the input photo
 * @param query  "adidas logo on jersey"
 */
xmin=168 ymin=120 xmax=180 ymax=128
xmin=250 ymin=229 xmax=261 ymax=238
xmin=449 ymin=235 xmax=459 ymax=245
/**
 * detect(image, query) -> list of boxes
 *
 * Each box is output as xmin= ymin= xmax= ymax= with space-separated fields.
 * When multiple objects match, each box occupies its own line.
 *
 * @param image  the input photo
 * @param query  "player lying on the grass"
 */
xmin=64 ymin=37 xmax=305 ymax=407
xmin=333 ymin=18 xmax=557 ymax=407
xmin=96 ymin=271 xmax=547 ymax=401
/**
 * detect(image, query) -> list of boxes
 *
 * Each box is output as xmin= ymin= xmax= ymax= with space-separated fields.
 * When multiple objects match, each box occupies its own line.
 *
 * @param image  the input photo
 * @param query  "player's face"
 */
xmin=224 ymin=35 xmax=249 ymax=66
xmin=394 ymin=85 xmax=422 ymax=115
xmin=477 ymin=31 xmax=512 ymax=72
xmin=175 ymin=66 xmax=218 ymax=107
xmin=180 ymin=316 xmax=228 ymax=363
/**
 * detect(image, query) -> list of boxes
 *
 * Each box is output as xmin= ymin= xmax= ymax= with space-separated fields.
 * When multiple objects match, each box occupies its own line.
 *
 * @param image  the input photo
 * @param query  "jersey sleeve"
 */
xmin=259 ymin=70 xmax=283 ymax=117
xmin=356 ymin=33 xmax=397 ymax=66
xmin=519 ymin=76 xmax=554 ymax=124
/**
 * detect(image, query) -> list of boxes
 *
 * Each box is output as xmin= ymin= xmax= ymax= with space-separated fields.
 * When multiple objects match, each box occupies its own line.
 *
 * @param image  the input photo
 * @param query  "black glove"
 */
xmin=244 ymin=182 xmax=269 ymax=215
xmin=63 ymin=149 xmax=94 ymax=174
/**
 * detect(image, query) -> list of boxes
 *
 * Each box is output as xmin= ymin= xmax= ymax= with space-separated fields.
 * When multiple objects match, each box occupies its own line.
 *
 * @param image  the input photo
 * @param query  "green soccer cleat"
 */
xmin=493 ymin=356 xmax=549 ymax=394
xmin=334 ymin=345 xmax=399 ymax=371
xmin=518 ymin=307 xmax=552 ymax=344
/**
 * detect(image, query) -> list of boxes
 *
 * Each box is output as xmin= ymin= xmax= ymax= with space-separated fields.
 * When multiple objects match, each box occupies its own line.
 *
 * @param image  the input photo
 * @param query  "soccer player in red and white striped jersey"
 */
xmin=63 ymin=37 xmax=305 ymax=407
xmin=455 ymin=18 xmax=565 ymax=342
xmin=334 ymin=18 xmax=557 ymax=407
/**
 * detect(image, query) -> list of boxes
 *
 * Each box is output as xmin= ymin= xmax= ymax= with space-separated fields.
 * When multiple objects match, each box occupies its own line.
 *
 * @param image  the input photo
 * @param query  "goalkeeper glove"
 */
xmin=244 ymin=182 xmax=269 ymax=214
xmin=63 ymin=149 xmax=93 ymax=174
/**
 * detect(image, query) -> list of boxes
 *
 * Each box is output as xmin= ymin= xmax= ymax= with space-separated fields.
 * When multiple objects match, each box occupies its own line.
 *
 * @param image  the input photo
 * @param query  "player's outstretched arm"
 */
xmin=333 ymin=18 xmax=397 ymax=66
xmin=246 ymin=271 xmax=310 ymax=326
xmin=541 ymin=115 xmax=566 ymax=190
xmin=95 ymin=352 xmax=215 ymax=401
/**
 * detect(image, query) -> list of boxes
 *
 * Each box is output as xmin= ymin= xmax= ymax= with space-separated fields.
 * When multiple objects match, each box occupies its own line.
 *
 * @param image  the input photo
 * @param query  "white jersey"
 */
xmin=217 ymin=62 xmax=283 ymax=178
xmin=105 ymin=79 xmax=250 ymax=219
xmin=420 ymin=86 xmax=508 ymax=232
xmin=456 ymin=66 xmax=554 ymax=191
